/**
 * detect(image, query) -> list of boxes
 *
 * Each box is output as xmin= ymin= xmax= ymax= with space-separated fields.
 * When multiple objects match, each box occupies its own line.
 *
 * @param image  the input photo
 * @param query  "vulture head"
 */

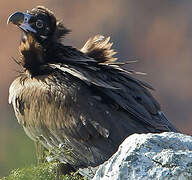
xmin=7 ymin=6 xmax=72 ymax=75
xmin=8 ymin=6 xmax=70 ymax=47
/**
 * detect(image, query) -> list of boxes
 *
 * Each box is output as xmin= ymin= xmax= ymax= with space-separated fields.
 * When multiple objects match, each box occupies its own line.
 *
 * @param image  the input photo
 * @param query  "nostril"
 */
xmin=24 ymin=17 xmax=28 ymax=22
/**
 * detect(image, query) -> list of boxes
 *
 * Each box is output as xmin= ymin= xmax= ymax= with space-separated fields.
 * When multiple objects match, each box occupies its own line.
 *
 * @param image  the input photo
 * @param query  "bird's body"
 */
xmin=8 ymin=6 xmax=177 ymax=177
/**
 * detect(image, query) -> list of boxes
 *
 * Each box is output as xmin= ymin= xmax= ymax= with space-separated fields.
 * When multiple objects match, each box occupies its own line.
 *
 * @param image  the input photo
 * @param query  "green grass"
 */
xmin=1 ymin=162 xmax=86 ymax=180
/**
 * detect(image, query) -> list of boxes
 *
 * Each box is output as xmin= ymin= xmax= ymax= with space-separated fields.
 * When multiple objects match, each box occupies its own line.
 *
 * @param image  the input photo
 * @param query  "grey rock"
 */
xmin=93 ymin=132 xmax=192 ymax=180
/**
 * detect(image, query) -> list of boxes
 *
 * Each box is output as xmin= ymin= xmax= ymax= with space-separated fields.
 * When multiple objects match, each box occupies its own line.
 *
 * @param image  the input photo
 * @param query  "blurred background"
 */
xmin=0 ymin=0 xmax=192 ymax=177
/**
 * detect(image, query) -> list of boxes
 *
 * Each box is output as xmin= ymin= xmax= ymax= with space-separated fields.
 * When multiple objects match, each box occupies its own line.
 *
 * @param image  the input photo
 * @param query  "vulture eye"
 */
xmin=36 ymin=19 xmax=44 ymax=28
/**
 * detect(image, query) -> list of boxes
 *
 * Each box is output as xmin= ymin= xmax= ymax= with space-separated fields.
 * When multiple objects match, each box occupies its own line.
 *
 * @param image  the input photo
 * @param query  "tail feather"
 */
xmin=81 ymin=35 xmax=117 ymax=63
xmin=156 ymin=112 xmax=179 ymax=132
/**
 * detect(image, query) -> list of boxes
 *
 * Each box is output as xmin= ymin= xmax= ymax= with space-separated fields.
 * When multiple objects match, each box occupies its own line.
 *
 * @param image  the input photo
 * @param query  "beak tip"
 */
xmin=7 ymin=11 xmax=37 ymax=33
xmin=7 ymin=16 xmax=11 ymax=25
xmin=7 ymin=12 xmax=24 ymax=25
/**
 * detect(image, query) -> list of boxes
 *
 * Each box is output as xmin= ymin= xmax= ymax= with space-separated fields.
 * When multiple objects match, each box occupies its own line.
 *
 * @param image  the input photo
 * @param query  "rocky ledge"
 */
xmin=93 ymin=132 xmax=192 ymax=180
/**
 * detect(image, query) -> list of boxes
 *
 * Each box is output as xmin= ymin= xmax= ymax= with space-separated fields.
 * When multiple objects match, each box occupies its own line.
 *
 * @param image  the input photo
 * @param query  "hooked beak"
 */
xmin=7 ymin=12 xmax=37 ymax=33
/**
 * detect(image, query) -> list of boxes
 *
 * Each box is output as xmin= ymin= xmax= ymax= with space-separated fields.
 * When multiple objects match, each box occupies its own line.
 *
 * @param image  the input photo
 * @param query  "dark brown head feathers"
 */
xmin=31 ymin=6 xmax=55 ymax=16
xmin=53 ymin=21 xmax=71 ymax=41
xmin=31 ymin=6 xmax=70 ymax=42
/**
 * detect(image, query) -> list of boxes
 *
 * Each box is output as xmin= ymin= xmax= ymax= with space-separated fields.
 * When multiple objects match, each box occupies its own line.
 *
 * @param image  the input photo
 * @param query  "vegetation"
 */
xmin=1 ymin=162 xmax=86 ymax=180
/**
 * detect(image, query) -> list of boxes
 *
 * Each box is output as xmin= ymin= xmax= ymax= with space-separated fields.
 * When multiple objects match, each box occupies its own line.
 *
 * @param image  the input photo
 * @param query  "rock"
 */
xmin=93 ymin=132 xmax=192 ymax=180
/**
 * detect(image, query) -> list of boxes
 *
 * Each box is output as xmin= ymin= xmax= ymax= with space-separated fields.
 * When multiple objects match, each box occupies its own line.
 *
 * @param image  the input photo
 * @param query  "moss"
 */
xmin=1 ymin=162 xmax=86 ymax=180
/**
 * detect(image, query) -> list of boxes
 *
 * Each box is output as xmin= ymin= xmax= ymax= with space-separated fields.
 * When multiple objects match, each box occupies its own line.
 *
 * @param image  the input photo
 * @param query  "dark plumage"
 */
xmin=8 ymin=6 xmax=178 ymax=177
